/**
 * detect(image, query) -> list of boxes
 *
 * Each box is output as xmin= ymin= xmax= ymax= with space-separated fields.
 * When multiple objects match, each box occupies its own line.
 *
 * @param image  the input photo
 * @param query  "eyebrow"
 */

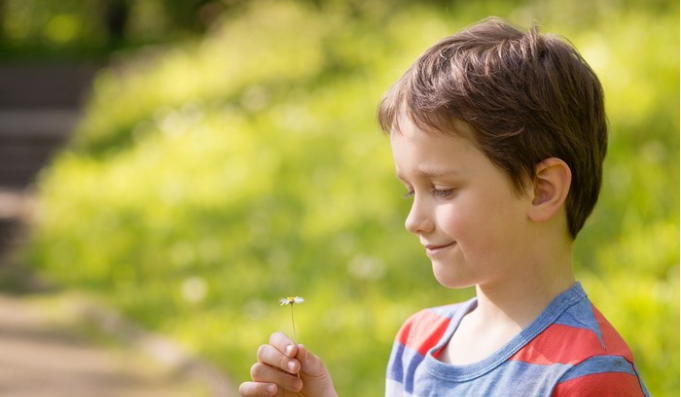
xmin=396 ymin=168 xmax=460 ymax=181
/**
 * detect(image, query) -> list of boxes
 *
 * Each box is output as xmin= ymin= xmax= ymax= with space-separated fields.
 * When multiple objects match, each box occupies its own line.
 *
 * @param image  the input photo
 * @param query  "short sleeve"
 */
xmin=551 ymin=356 xmax=649 ymax=397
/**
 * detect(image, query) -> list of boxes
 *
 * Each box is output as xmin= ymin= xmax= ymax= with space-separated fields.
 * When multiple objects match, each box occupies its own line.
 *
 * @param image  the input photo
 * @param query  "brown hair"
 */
xmin=378 ymin=18 xmax=607 ymax=238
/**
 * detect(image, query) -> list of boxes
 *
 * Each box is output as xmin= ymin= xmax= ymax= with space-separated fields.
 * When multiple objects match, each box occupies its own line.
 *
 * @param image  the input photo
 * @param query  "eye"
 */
xmin=403 ymin=188 xmax=415 ymax=199
xmin=432 ymin=188 xmax=454 ymax=198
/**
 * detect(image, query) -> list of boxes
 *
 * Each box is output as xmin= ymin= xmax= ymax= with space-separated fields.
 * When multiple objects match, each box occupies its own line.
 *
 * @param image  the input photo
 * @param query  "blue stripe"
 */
xmin=559 ymin=355 xmax=637 ymax=382
xmin=554 ymin=300 xmax=605 ymax=348
xmin=387 ymin=341 xmax=427 ymax=394
xmin=387 ymin=342 xmax=405 ymax=382
xmin=414 ymin=360 xmax=572 ymax=397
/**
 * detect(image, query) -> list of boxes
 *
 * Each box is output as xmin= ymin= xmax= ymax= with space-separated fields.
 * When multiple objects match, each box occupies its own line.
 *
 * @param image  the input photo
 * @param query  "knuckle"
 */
xmin=280 ymin=355 xmax=290 ymax=371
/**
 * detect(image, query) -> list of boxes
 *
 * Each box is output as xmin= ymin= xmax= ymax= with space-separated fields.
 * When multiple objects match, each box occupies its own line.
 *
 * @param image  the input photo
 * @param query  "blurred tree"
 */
xmin=0 ymin=0 xmax=232 ymax=58
xmin=102 ymin=0 xmax=129 ymax=47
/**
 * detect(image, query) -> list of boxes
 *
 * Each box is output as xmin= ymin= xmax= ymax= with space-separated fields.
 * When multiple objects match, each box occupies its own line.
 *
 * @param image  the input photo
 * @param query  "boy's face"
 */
xmin=390 ymin=117 xmax=534 ymax=290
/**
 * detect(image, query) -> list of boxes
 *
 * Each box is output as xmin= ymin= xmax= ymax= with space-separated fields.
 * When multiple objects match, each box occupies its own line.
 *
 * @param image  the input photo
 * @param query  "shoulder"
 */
xmin=395 ymin=301 xmax=471 ymax=356
xmin=511 ymin=298 xmax=635 ymax=365
xmin=512 ymin=297 xmax=649 ymax=396
xmin=551 ymin=356 xmax=650 ymax=396
xmin=551 ymin=301 xmax=649 ymax=396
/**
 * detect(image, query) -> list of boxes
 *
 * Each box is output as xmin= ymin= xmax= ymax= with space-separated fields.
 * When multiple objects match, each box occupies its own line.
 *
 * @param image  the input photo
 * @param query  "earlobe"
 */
xmin=528 ymin=158 xmax=572 ymax=222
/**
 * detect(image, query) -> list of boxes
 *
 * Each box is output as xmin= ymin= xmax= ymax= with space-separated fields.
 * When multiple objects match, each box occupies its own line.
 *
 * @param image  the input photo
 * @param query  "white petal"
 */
xmin=294 ymin=297 xmax=305 ymax=304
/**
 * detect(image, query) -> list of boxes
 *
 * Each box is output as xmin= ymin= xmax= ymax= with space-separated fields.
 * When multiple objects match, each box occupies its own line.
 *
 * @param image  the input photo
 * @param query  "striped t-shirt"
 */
xmin=386 ymin=283 xmax=649 ymax=397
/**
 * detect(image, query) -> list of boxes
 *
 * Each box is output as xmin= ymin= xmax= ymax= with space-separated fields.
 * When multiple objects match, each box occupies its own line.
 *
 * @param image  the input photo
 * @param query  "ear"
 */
xmin=528 ymin=158 xmax=572 ymax=223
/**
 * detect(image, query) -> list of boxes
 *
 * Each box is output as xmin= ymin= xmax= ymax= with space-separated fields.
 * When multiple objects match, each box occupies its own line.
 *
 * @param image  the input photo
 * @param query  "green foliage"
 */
xmin=25 ymin=1 xmax=679 ymax=396
xmin=0 ymin=0 xmax=104 ymax=46
xmin=0 ymin=0 xmax=221 ymax=58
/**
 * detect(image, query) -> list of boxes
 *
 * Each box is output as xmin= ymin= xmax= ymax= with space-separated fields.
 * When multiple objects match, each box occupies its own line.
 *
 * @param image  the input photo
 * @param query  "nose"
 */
xmin=405 ymin=197 xmax=434 ymax=235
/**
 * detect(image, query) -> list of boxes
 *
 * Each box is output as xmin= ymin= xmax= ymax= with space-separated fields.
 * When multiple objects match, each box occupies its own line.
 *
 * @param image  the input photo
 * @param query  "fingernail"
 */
xmin=285 ymin=344 xmax=294 ymax=356
xmin=266 ymin=384 xmax=277 ymax=395
xmin=287 ymin=360 xmax=296 ymax=372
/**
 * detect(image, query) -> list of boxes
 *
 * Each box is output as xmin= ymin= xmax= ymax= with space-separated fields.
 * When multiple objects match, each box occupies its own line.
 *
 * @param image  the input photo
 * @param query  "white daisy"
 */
xmin=279 ymin=296 xmax=305 ymax=306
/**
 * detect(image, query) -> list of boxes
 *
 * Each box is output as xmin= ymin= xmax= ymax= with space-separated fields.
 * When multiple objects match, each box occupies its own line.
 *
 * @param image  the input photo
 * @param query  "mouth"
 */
xmin=424 ymin=242 xmax=456 ymax=256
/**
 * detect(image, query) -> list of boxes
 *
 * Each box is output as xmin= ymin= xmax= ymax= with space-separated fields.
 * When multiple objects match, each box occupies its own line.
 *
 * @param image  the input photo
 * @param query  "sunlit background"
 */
xmin=0 ymin=0 xmax=678 ymax=396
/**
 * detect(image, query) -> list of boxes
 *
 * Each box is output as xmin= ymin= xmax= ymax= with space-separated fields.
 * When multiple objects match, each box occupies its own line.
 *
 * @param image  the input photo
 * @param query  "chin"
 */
xmin=432 ymin=265 xmax=475 ymax=290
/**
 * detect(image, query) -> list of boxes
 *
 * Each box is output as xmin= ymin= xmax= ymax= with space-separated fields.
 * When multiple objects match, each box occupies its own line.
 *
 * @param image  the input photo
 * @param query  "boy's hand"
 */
xmin=239 ymin=332 xmax=338 ymax=397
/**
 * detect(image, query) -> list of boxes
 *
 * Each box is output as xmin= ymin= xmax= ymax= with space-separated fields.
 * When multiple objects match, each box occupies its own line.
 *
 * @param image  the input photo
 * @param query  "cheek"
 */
xmin=436 ymin=201 xmax=479 ymax=237
xmin=437 ymin=197 xmax=514 ymax=247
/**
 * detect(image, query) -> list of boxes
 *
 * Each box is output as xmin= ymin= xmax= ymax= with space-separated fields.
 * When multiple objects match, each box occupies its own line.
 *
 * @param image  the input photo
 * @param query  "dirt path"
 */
xmin=0 ymin=292 xmax=223 ymax=397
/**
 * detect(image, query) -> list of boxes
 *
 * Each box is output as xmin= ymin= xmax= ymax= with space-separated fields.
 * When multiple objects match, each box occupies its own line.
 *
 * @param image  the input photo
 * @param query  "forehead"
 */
xmin=390 ymin=116 xmax=481 ymax=175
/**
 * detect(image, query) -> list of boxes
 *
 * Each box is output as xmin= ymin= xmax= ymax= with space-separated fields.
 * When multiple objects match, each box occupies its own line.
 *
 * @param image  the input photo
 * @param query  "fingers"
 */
xmin=257 ymin=343 xmax=300 ymax=374
xmin=238 ymin=381 xmax=277 ymax=397
xmin=244 ymin=333 xmax=336 ymax=397
xmin=257 ymin=339 xmax=325 ymax=377
xmin=269 ymin=332 xmax=298 ymax=358
xmin=263 ymin=333 xmax=326 ymax=376
xmin=250 ymin=362 xmax=303 ymax=392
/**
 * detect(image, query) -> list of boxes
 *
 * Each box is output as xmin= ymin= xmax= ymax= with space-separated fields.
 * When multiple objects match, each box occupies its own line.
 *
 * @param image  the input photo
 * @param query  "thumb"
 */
xmin=295 ymin=344 xmax=337 ymax=397
xmin=296 ymin=344 xmax=327 ymax=377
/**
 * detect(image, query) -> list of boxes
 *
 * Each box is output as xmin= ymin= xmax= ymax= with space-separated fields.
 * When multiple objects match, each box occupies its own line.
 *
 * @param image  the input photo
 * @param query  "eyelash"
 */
xmin=433 ymin=188 xmax=454 ymax=198
xmin=403 ymin=188 xmax=454 ymax=199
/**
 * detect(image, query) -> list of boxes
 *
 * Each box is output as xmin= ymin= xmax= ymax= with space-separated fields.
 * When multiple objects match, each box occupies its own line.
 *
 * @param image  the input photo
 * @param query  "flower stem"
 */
xmin=291 ymin=304 xmax=297 ymax=341
xmin=288 ymin=305 xmax=298 ymax=397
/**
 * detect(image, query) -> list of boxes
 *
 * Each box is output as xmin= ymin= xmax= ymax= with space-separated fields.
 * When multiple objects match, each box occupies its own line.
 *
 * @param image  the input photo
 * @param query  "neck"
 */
xmin=473 ymin=238 xmax=575 ymax=330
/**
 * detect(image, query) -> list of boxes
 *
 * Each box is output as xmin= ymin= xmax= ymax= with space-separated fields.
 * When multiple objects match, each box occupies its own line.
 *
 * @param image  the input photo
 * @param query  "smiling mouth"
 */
xmin=424 ymin=242 xmax=456 ymax=255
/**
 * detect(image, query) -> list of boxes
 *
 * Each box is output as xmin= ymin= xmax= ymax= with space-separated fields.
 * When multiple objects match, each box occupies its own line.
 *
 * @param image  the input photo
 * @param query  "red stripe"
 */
xmin=592 ymin=305 xmax=634 ymax=362
xmin=551 ymin=372 xmax=646 ymax=397
xmin=397 ymin=310 xmax=451 ymax=356
xmin=509 ymin=324 xmax=605 ymax=365
xmin=510 ymin=304 xmax=636 ymax=366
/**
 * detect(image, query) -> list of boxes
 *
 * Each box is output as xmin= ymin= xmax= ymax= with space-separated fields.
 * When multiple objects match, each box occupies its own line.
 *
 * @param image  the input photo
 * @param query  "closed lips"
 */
xmin=424 ymin=242 xmax=455 ymax=250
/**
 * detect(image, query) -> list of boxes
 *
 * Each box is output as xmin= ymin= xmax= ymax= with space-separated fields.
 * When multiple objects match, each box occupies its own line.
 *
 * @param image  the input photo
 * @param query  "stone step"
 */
xmin=0 ymin=64 xmax=97 ymax=108
xmin=0 ymin=109 xmax=78 ymax=189
xmin=0 ymin=109 xmax=79 ymax=137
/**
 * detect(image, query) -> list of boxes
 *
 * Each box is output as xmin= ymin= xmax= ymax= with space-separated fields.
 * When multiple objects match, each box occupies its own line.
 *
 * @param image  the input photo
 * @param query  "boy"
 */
xmin=238 ymin=18 xmax=650 ymax=397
